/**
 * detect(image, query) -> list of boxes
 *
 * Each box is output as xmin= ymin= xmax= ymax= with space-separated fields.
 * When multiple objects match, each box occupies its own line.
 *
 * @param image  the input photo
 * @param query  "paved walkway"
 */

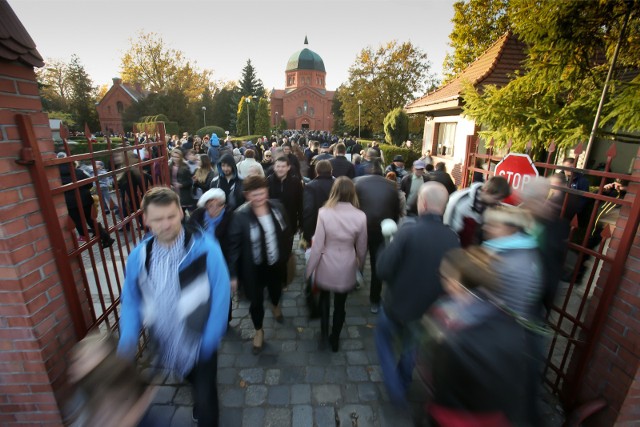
xmin=137 ymin=240 xmax=565 ymax=427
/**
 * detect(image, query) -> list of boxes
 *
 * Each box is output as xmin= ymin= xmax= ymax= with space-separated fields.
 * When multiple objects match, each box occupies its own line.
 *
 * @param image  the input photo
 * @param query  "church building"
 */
xmin=270 ymin=37 xmax=334 ymax=131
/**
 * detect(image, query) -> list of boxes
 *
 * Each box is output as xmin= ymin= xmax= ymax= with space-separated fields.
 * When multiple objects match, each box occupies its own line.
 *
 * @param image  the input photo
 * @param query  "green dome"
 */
xmin=286 ymin=48 xmax=325 ymax=73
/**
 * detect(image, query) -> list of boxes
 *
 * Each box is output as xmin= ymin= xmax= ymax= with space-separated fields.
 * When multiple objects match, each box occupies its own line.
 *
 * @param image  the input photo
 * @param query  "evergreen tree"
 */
xmin=67 ymin=55 xmax=99 ymax=130
xmin=383 ymin=108 xmax=409 ymax=146
xmin=236 ymin=96 xmax=257 ymax=136
xmin=240 ymin=59 xmax=265 ymax=98
xmin=254 ymin=98 xmax=271 ymax=136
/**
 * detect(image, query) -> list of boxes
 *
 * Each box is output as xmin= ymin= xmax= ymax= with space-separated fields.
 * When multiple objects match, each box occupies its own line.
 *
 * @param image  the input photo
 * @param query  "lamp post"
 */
xmin=357 ymin=99 xmax=363 ymax=138
xmin=201 ymin=106 xmax=206 ymax=127
xmin=275 ymin=111 xmax=279 ymax=130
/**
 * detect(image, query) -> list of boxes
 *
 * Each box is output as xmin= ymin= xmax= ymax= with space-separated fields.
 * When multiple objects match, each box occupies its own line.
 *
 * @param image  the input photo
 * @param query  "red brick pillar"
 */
xmin=0 ymin=61 xmax=76 ymax=426
xmin=576 ymin=150 xmax=640 ymax=426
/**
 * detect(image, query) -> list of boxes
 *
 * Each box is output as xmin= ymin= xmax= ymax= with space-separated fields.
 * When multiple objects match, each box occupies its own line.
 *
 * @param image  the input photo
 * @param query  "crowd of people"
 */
xmin=74 ymin=128 xmax=624 ymax=427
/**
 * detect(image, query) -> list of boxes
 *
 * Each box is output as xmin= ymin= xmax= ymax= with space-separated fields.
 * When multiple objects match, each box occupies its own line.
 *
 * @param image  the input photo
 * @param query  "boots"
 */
xmin=95 ymin=223 xmax=115 ymax=249
xmin=272 ymin=304 xmax=284 ymax=324
xmin=252 ymin=329 xmax=264 ymax=355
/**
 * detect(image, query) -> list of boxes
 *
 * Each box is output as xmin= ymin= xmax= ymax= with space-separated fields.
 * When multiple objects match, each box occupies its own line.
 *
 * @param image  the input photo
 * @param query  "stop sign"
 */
xmin=493 ymin=153 xmax=538 ymax=205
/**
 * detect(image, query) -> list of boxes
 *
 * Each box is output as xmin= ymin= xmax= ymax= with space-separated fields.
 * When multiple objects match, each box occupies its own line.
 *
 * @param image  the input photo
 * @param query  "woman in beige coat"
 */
xmin=306 ymin=177 xmax=368 ymax=351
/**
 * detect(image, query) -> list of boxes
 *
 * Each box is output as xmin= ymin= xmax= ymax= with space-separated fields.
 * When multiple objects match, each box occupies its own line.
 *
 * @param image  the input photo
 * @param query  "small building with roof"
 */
xmin=270 ymin=37 xmax=334 ymax=130
xmin=405 ymin=31 xmax=527 ymax=184
xmin=96 ymin=77 xmax=150 ymax=136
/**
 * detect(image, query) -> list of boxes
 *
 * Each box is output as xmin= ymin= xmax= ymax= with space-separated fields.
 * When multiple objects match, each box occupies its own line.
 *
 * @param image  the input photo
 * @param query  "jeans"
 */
xmin=247 ymin=264 xmax=282 ymax=330
xmin=186 ymin=353 xmax=219 ymax=427
xmin=319 ymin=290 xmax=348 ymax=339
xmin=375 ymin=307 xmax=416 ymax=407
xmin=367 ymin=229 xmax=384 ymax=304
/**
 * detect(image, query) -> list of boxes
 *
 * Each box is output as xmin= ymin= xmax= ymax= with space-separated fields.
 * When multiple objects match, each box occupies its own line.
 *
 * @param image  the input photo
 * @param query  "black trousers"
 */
xmin=319 ymin=290 xmax=348 ymax=339
xmin=186 ymin=353 xmax=219 ymax=427
xmin=367 ymin=229 xmax=384 ymax=304
xmin=247 ymin=264 xmax=282 ymax=330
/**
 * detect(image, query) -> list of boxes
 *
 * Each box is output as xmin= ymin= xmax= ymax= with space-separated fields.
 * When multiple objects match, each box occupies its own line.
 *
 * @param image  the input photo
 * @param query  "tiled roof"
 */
xmin=0 ymin=0 xmax=44 ymax=67
xmin=406 ymin=31 xmax=526 ymax=112
xmin=121 ymin=83 xmax=150 ymax=101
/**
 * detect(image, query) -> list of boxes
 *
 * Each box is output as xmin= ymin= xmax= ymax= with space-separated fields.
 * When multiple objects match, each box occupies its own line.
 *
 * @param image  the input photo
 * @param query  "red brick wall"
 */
xmin=578 ymin=151 xmax=640 ymax=426
xmin=0 ymin=60 xmax=76 ymax=426
xmin=96 ymin=84 xmax=134 ymax=135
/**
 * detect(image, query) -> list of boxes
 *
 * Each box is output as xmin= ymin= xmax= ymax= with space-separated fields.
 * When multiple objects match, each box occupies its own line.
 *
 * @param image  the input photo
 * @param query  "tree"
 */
xmin=442 ymin=0 xmax=511 ymax=80
xmin=462 ymin=0 xmax=640 ymax=153
xmin=254 ymin=98 xmax=271 ymax=136
xmin=331 ymin=86 xmax=349 ymax=135
xmin=122 ymin=90 xmax=193 ymax=135
xmin=384 ymin=108 xmax=409 ymax=146
xmin=121 ymin=31 xmax=213 ymax=101
xmin=210 ymin=84 xmax=240 ymax=133
xmin=239 ymin=59 xmax=265 ymax=98
xmin=67 ymin=55 xmax=99 ymax=130
xmin=37 ymin=58 xmax=71 ymax=112
xmin=236 ymin=96 xmax=257 ymax=136
xmin=337 ymin=40 xmax=436 ymax=135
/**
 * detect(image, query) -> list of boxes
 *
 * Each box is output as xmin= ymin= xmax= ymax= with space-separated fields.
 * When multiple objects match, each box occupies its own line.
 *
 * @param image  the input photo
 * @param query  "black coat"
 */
xmin=329 ymin=155 xmax=355 ymax=179
xmin=211 ymin=154 xmax=244 ymax=211
xmin=400 ymin=173 xmax=430 ymax=215
xmin=376 ymin=213 xmax=460 ymax=323
xmin=302 ymin=174 xmax=334 ymax=242
xmin=354 ymin=175 xmax=400 ymax=230
xmin=267 ymin=173 xmax=303 ymax=232
xmin=228 ymin=200 xmax=292 ymax=287
xmin=429 ymin=170 xmax=457 ymax=194
xmin=187 ymin=206 xmax=234 ymax=264
xmin=60 ymin=164 xmax=93 ymax=209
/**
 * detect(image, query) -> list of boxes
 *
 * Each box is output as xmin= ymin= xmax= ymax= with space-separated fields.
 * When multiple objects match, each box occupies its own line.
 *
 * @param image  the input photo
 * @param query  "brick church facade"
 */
xmin=270 ymin=38 xmax=334 ymax=131
xmin=96 ymin=78 xmax=149 ymax=135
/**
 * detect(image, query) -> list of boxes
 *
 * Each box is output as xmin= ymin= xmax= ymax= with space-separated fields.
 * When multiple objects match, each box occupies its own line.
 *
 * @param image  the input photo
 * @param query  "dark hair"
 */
xmin=243 ymin=175 xmax=268 ymax=192
xmin=435 ymin=162 xmax=446 ymax=172
xmin=425 ymin=164 xmax=434 ymax=172
xmin=335 ymin=143 xmax=346 ymax=155
xmin=484 ymin=176 xmax=511 ymax=198
xmin=275 ymin=156 xmax=289 ymax=165
xmin=363 ymin=158 xmax=383 ymax=176
xmin=141 ymin=186 xmax=180 ymax=212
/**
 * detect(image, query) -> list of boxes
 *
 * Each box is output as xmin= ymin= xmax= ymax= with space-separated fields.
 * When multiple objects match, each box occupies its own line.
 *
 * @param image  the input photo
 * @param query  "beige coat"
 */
xmin=305 ymin=202 xmax=368 ymax=292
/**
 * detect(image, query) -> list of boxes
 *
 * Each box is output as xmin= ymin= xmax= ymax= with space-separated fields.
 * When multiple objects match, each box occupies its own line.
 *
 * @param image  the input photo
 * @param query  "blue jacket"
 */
xmin=117 ymin=229 xmax=230 ymax=362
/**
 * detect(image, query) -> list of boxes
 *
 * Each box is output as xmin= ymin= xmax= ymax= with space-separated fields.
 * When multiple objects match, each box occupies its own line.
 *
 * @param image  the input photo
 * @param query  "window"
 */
xmin=303 ymin=101 xmax=308 ymax=113
xmin=116 ymin=101 xmax=124 ymax=114
xmin=436 ymin=122 xmax=456 ymax=157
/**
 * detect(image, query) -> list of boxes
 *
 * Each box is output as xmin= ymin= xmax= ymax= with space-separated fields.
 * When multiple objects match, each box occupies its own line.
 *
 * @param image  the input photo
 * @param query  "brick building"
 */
xmin=96 ymin=77 xmax=149 ymax=135
xmin=270 ymin=37 xmax=334 ymax=131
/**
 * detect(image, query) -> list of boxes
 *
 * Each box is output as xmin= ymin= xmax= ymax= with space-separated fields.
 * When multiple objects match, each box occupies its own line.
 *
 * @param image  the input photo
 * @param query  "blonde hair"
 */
xmin=324 ymin=176 xmax=359 ymax=209
xmin=483 ymin=204 xmax=534 ymax=233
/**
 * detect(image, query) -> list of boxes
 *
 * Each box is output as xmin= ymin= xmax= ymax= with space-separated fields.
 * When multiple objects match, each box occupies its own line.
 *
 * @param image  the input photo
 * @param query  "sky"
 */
xmin=10 ymin=0 xmax=457 ymax=93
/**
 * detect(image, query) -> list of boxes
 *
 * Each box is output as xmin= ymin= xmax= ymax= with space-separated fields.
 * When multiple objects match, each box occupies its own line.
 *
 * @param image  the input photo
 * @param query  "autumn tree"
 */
xmin=239 ymin=59 xmax=265 ymax=98
xmin=121 ymin=31 xmax=214 ymax=101
xmin=37 ymin=59 xmax=70 ymax=112
xmin=337 ymin=40 xmax=436 ymax=135
xmin=462 ymin=0 xmax=640 ymax=153
xmin=442 ymin=0 xmax=511 ymax=80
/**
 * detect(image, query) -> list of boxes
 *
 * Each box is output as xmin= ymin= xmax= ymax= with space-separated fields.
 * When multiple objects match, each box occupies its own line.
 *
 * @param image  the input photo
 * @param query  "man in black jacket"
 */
xmin=354 ymin=158 xmax=400 ymax=313
xmin=329 ymin=143 xmax=355 ymax=179
xmin=268 ymin=156 xmax=303 ymax=239
xmin=302 ymin=160 xmax=334 ymax=244
xmin=210 ymin=154 xmax=244 ymax=211
xmin=429 ymin=162 xmax=457 ymax=194
xmin=375 ymin=181 xmax=459 ymax=407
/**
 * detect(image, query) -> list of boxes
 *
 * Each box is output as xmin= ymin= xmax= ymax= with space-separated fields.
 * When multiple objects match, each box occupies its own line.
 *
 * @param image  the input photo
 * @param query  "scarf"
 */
xmin=204 ymin=208 xmax=226 ymax=236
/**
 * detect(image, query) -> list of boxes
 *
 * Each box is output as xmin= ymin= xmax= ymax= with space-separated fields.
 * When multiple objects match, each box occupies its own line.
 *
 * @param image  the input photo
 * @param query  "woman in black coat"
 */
xmin=228 ymin=175 xmax=292 ymax=354
xmin=169 ymin=148 xmax=195 ymax=213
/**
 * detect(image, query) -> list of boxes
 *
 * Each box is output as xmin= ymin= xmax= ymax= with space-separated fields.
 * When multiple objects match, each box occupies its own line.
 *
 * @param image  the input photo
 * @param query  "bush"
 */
xmin=378 ymin=143 xmax=420 ymax=167
xmin=196 ymin=126 xmax=226 ymax=138
xmin=383 ymin=108 xmax=409 ymax=146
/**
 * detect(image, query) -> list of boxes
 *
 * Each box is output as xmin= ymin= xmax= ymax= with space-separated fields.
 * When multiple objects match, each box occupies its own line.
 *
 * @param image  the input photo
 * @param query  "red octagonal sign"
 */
xmin=494 ymin=153 xmax=538 ymax=205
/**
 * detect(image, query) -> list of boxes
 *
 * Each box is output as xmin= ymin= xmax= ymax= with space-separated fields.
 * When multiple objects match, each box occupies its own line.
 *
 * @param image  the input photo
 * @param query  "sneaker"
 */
xmin=370 ymin=303 xmax=380 ymax=314
xmin=192 ymin=406 xmax=198 ymax=423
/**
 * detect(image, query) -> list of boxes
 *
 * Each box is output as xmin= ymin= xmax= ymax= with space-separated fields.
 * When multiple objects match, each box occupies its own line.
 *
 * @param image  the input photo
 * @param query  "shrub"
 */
xmin=378 ymin=143 xmax=420 ymax=167
xmin=383 ymin=108 xmax=409 ymax=146
xmin=196 ymin=126 xmax=226 ymax=138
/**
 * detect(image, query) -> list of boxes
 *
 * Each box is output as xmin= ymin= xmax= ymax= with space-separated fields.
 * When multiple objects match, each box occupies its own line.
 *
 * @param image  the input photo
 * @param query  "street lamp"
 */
xmin=357 ymin=99 xmax=363 ymax=138
xmin=201 ymin=106 xmax=206 ymax=127
xmin=245 ymin=96 xmax=256 ymax=136
xmin=275 ymin=111 xmax=279 ymax=129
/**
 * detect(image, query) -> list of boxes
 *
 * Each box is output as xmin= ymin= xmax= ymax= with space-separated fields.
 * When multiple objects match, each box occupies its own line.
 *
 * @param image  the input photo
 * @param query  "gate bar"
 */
xmin=15 ymin=114 xmax=87 ymax=340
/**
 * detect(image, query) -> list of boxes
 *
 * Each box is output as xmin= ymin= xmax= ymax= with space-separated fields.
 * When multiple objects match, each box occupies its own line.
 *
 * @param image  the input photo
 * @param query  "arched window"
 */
xmin=116 ymin=101 xmax=124 ymax=113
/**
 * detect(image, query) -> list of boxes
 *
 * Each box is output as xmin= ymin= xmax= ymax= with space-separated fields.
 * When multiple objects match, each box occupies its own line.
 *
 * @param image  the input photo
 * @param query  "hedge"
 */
xmin=378 ymin=143 xmax=421 ymax=167
xmin=196 ymin=126 xmax=226 ymax=138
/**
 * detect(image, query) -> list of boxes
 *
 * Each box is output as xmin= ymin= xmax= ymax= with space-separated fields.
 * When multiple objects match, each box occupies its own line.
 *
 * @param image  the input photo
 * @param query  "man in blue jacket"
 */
xmin=117 ymin=187 xmax=230 ymax=426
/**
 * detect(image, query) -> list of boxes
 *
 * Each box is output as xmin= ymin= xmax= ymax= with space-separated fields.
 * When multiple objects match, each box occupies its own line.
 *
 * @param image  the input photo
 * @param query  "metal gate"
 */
xmin=17 ymin=115 xmax=169 ymax=340
xmin=463 ymin=137 xmax=640 ymax=405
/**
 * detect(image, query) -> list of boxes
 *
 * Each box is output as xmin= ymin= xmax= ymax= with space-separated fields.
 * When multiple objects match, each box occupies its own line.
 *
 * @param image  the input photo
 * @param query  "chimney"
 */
xmin=134 ymin=82 xmax=142 ymax=93
xmin=112 ymin=77 xmax=122 ymax=85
